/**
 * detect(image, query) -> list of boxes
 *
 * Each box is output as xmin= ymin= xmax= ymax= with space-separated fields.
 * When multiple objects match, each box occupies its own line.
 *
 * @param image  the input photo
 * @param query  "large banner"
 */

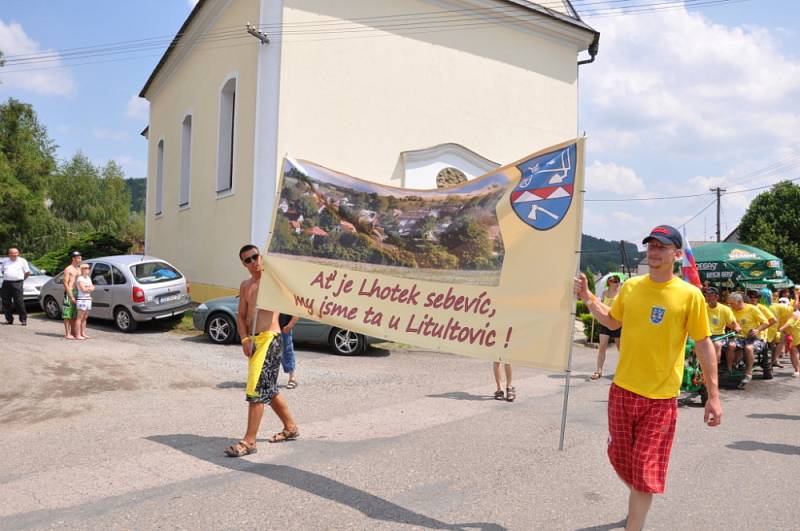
xmin=257 ymin=139 xmax=584 ymax=370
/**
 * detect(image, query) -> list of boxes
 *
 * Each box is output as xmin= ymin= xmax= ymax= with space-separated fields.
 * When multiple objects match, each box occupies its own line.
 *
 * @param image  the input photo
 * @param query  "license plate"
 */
xmin=160 ymin=294 xmax=180 ymax=303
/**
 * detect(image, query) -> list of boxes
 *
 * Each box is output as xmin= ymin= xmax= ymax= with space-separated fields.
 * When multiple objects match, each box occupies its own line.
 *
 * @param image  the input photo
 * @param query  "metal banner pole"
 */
xmin=559 ymin=261 xmax=581 ymax=451
xmin=560 ymin=138 xmax=586 ymax=451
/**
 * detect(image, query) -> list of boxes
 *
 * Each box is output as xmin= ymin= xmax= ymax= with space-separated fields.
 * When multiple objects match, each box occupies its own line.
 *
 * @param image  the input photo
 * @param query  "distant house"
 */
xmin=305 ymin=227 xmax=329 ymax=241
xmin=724 ymin=226 xmax=741 ymax=243
xmin=289 ymin=220 xmax=302 ymax=234
xmin=139 ymin=0 xmax=598 ymax=300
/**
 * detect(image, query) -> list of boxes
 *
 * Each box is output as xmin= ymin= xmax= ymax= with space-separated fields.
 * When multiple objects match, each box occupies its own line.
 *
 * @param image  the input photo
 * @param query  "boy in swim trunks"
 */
xmin=62 ymin=251 xmax=82 ymax=340
xmin=224 ymin=244 xmax=299 ymax=457
xmin=575 ymin=225 xmax=722 ymax=531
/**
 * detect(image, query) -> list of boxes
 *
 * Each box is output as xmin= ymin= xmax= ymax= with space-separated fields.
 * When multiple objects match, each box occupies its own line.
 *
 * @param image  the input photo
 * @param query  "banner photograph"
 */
xmin=258 ymin=139 xmax=585 ymax=370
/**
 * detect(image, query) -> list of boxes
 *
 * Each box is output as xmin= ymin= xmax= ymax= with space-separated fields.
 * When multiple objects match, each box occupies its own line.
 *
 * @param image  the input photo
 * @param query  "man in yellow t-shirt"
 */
xmin=704 ymin=287 xmax=739 ymax=363
xmin=575 ymin=225 xmax=721 ymax=531
xmin=726 ymin=292 xmax=770 ymax=384
xmin=766 ymin=293 xmax=793 ymax=368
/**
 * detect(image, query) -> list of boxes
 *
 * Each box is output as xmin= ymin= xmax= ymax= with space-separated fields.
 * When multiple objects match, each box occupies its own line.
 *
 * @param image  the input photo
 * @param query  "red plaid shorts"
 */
xmin=607 ymin=383 xmax=677 ymax=494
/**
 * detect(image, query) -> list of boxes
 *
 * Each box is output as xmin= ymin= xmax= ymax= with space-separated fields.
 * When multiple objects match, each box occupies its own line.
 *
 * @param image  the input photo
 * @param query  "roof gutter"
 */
xmin=578 ymin=35 xmax=599 ymax=66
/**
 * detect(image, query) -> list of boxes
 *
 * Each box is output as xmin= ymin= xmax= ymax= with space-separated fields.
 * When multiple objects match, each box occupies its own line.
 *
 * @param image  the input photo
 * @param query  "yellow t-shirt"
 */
xmin=783 ymin=316 xmax=800 ymax=343
xmin=732 ymin=304 xmax=769 ymax=338
xmin=707 ymin=303 xmax=735 ymax=336
xmin=756 ymin=303 xmax=776 ymax=341
xmin=602 ymin=290 xmax=619 ymax=307
xmin=769 ymin=303 xmax=793 ymax=341
xmin=609 ymin=275 xmax=710 ymax=399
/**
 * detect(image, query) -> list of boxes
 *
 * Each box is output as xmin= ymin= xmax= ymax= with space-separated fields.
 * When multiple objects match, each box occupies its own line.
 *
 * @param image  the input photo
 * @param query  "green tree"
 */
xmin=0 ymin=98 xmax=57 ymax=193
xmin=738 ymin=181 xmax=800 ymax=282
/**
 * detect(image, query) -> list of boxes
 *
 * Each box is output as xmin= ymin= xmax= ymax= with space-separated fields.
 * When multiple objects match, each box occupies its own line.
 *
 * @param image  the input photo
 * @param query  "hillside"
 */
xmin=125 ymin=178 xmax=146 ymax=212
xmin=580 ymin=234 xmax=641 ymax=274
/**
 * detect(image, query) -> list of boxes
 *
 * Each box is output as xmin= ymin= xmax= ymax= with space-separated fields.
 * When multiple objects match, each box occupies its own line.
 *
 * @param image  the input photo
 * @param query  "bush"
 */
xmin=575 ymin=300 xmax=588 ymax=315
xmin=33 ymin=231 xmax=132 ymax=273
xmin=579 ymin=313 xmax=600 ymax=343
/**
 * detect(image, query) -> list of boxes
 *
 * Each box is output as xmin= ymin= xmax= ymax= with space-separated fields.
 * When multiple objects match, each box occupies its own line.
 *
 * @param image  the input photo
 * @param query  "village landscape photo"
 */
xmin=268 ymin=159 xmax=510 ymax=286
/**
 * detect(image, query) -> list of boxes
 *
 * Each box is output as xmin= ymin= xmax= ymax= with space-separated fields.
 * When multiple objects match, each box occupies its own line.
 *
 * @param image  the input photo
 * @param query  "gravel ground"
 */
xmin=1 ymin=314 xmax=799 ymax=530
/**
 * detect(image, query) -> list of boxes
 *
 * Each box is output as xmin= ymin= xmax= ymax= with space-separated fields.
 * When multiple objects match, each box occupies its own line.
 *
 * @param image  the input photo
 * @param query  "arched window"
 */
xmin=155 ymin=139 xmax=164 ymax=216
xmin=217 ymin=76 xmax=237 ymax=193
xmin=179 ymin=114 xmax=192 ymax=207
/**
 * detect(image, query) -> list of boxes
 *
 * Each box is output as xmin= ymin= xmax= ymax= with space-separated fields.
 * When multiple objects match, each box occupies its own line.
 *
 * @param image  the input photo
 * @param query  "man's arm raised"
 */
xmin=573 ymin=273 xmax=622 ymax=330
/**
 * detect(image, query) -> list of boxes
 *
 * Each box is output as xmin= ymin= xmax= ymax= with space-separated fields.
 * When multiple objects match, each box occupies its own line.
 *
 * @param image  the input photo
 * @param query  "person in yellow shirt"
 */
xmin=778 ymin=310 xmax=800 ymax=377
xmin=703 ymin=287 xmax=739 ymax=363
xmin=765 ymin=290 xmax=793 ymax=368
xmin=592 ymin=275 xmax=623 ymax=380
xmin=727 ymin=292 xmax=771 ymax=384
xmin=575 ymin=225 xmax=721 ymax=531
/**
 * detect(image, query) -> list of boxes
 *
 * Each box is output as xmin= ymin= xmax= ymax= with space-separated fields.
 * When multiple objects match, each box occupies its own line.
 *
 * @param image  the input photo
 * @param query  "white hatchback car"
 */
xmin=39 ymin=255 xmax=191 ymax=332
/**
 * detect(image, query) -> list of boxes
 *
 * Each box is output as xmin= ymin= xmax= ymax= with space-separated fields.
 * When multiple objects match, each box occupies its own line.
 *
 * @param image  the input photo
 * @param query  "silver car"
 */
xmin=39 ymin=255 xmax=191 ymax=332
xmin=0 ymin=263 xmax=52 ymax=309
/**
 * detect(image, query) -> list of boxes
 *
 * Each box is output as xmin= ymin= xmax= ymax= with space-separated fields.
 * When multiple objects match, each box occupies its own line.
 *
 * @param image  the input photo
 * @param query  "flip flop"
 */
xmin=591 ymin=371 xmax=602 ymax=380
xmin=269 ymin=427 xmax=299 ymax=443
xmin=286 ymin=380 xmax=298 ymax=389
xmin=224 ymin=440 xmax=257 ymax=457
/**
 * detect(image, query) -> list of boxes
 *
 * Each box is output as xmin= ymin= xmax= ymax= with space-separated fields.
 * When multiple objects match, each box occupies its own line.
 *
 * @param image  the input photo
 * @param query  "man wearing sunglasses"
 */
xmin=575 ymin=225 xmax=721 ymax=531
xmin=224 ymin=244 xmax=299 ymax=457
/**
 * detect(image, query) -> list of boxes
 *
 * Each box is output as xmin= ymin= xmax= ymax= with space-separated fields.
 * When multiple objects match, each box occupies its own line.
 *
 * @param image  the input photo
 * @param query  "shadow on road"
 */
xmin=726 ymin=440 xmax=800 ymax=456
xmin=747 ymin=413 xmax=800 ymax=421
xmin=426 ymin=391 xmax=494 ymax=401
xmin=216 ymin=381 xmax=246 ymax=389
xmin=574 ymin=518 xmax=627 ymax=530
xmin=147 ymin=434 xmax=506 ymax=531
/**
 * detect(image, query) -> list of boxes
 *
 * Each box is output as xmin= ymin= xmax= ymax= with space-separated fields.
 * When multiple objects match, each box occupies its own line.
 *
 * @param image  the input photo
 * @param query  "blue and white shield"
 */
xmin=510 ymin=143 xmax=577 ymax=231
xmin=650 ymin=306 xmax=666 ymax=324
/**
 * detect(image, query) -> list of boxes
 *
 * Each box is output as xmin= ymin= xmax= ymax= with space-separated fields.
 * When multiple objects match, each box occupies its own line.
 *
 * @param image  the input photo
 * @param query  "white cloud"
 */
xmin=582 ymin=6 xmax=800 ymax=160
xmin=0 ymin=19 xmax=75 ymax=96
xmin=126 ymin=95 xmax=149 ymax=121
xmin=586 ymin=161 xmax=646 ymax=195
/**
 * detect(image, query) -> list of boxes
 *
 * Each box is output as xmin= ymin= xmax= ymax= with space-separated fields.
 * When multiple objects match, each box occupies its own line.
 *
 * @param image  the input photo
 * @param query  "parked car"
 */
xmin=39 ymin=255 xmax=191 ymax=332
xmin=193 ymin=296 xmax=378 ymax=355
xmin=0 ymin=263 xmax=52 ymax=310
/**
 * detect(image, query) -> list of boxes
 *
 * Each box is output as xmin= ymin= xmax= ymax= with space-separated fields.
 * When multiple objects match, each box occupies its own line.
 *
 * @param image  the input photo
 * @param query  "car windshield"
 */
xmin=29 ymin=264 xmax=43 ymax=276
xmin=129 ymin=261 xmax=182 ymax=284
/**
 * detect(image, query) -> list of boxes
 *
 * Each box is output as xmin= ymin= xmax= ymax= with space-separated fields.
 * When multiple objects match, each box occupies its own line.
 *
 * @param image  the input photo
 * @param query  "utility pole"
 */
xmin=710 ymin=187 xmax=726 ymax=241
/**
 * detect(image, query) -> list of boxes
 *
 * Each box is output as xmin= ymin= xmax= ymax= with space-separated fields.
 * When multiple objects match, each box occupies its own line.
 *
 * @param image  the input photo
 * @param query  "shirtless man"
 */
xmin=62 ymin=251 xmax=82 ymax=340
xmin=224 ymin=244 xmax=299 ymax=457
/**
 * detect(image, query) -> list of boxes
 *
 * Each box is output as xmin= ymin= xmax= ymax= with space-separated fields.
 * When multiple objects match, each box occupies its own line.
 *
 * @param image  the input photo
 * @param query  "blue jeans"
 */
xmin=281 ymin=331 xmax=296 ymax=373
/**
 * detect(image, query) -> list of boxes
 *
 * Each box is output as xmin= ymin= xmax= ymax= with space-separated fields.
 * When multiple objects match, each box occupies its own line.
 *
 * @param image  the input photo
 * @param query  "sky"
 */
xmin=1 ymin=0 xmax=798 ymax=246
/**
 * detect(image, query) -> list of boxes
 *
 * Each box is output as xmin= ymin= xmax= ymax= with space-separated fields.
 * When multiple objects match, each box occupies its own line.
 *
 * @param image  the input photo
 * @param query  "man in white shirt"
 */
xmin=1 ymin=247 xmax=31 ymax=326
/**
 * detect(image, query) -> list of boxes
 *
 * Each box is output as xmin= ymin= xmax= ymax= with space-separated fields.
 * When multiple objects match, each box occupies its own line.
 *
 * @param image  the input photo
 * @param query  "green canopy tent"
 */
xmin=692 ymin=242 xmax=794 ymax=290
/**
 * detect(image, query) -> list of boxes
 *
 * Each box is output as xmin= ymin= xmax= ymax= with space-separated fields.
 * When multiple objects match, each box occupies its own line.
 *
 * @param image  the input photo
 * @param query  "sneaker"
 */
xmin=741 ymin=374 xmax=753 ymax=385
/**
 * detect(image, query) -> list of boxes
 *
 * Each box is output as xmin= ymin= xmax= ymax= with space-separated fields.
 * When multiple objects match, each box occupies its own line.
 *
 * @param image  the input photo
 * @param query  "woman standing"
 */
xmin=75 ymin=264 xmax=94 ymax=340
xmin=591 ymin=275 xmax=622 ymax=380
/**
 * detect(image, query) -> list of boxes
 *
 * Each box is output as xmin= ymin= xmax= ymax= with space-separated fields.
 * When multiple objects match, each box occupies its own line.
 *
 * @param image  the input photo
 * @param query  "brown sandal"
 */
xmin=505 ymin=386 xmax=516 ymax=402
xmin=268 ymin=427 xmax=300 ymax=443
xmin=224 ymin=440 xmax=257 ymax=457
xmin=591 ymin=371 xmax=602 ymax=380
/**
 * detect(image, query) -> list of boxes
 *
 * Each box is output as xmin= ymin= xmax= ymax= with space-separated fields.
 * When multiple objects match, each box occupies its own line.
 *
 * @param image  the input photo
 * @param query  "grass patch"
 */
xmin=169 ymin=310 xmax=202 ymax=335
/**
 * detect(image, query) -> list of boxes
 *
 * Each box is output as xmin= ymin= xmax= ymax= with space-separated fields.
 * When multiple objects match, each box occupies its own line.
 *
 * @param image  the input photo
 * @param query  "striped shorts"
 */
xmin=607 ymin=383 xmax=677 ymax=494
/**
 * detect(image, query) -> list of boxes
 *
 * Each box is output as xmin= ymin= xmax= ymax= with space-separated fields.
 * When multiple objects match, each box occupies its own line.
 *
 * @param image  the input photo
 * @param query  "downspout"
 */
xmin=578 ymin=36 xmax=599 ymax=66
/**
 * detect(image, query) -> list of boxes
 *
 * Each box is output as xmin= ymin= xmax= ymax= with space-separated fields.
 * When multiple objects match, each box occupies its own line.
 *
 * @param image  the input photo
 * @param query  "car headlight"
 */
xmin=197 ymin=303 xmax=208 ymax=311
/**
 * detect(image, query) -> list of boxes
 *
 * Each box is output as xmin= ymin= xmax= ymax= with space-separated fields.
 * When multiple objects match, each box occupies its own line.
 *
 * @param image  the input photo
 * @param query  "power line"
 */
xmin=0 ymin=0 xmax=745 ymax=71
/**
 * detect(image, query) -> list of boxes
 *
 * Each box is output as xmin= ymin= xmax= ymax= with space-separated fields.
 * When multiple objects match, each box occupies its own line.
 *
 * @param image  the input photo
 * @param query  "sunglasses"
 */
xmin=242 ymin=253 xmax=260 ymax=265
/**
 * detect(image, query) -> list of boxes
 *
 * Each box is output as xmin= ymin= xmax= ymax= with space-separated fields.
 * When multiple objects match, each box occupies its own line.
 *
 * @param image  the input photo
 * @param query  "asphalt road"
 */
xmin=1 ymin=315 xmax=799 ymax=530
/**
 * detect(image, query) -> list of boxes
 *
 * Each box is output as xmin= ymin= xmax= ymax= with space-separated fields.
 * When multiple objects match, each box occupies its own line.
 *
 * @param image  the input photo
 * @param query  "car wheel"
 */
xmin=328 ymin=328 xmax=365 ymax=355
xmin=206 ymin=312 xmax=236 ymax=344
xmin=114 ymin=307 xmax=139 ymax=333
xmin=43 ymin=296 xmax=61 ymax=320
